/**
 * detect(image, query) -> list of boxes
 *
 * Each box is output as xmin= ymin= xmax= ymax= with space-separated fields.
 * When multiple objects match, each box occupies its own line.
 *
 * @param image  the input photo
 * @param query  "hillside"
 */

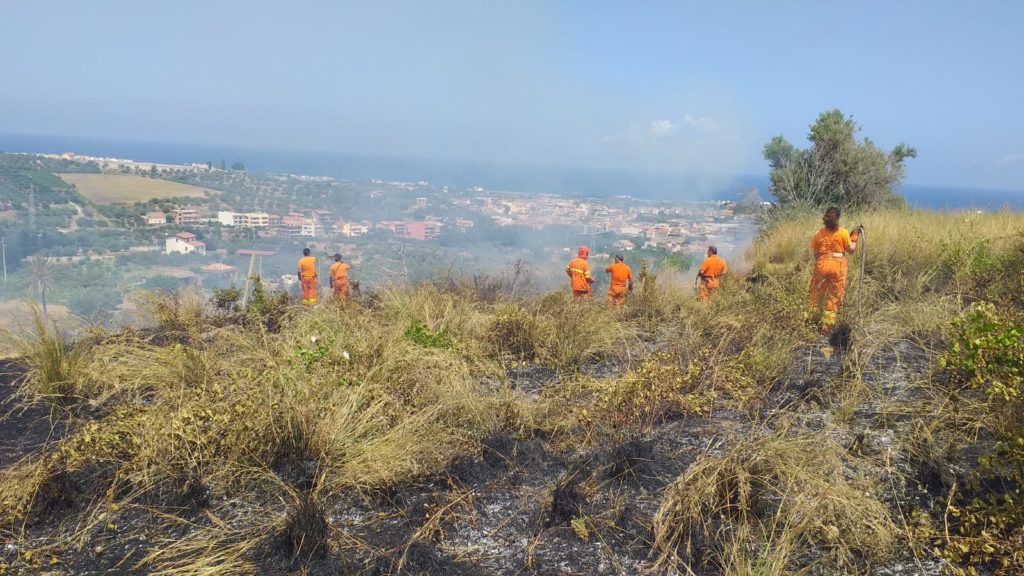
xmin=1 ymin=209 xmax=1023 ymax=575
xmin=0 ymin=153 xmax=89 ymax=210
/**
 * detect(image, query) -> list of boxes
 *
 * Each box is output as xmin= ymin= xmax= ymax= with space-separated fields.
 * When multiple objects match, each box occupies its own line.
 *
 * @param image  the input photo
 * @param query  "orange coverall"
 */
xmin=808 ymin=227 xmax=858 ymax=327
xmin=698 ymin=255 xmax=728 ymax=301
xmin=566 ymin=248 xmax=593 ymax=300
xmin=329 ymin=261 xmax=351 ymax=299
xmin=298 ymin=255 xmax=318 ymax=305
xmin=605 ymin=261 xmax=633 ymax=306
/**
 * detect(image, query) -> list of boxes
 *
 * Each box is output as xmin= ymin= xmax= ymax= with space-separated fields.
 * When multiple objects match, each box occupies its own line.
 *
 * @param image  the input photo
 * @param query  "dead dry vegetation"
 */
xmin=1 ymin=209 xmax=1023 ymax=575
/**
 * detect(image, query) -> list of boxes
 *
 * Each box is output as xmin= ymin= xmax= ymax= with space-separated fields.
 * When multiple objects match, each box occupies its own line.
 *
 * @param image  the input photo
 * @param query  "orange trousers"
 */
xmin=607 ymin=289 xmax=627 ymax=307
xmin=699 ymin=277 xmax=720 ymax=302
xmin=573 ymin=289 xmax=592 ymax=301
xmin=301 ymin=277 xmax=318 ymax=305
xmin=808 ymin=257 xmax=847 ymax=326
xmin=333 ymin=281 xmax=349 ymax=300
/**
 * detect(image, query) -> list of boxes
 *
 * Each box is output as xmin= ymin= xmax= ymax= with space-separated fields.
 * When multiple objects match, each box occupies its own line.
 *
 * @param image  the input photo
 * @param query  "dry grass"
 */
xmin=531 ymin=292 xmax=638 ymax=370
xmin=0 ymin=300 xmax=78 ymax=353
xmin=134 ymin=287 xmax=214 ymax=339
xmin=753 ymin=209 xmax=1024 ymax=310
xmin=652 ymin=430 xmax=896 ymax=575
xmin=0 ymin=287 xmax=507 ymax=570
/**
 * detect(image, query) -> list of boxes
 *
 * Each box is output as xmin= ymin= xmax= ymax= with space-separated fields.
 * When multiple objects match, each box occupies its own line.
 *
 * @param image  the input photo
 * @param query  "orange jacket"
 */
xmin=605 ymin=262 xmax=632 ymax=295
xmin=811 ymin=227 xmax=855 ymax=258
xmin=566 ymin=257 xmax=592 ymax=292
xmin=699 ymin=255 xmax=727 ymax=280
xmin=298 ymin=256 xmax=317 ymax=280
xmin=329 ymin=261 xmax=350 ymax=286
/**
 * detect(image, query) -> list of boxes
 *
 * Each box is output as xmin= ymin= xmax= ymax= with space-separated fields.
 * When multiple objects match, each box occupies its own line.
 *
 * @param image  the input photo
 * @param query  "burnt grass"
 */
xmin=323 ymin=416 xmax=713 ymax=576
xmin=0 ymin=361 xmax=64 ymax=469
xmin=0 ymin=332 xmax=961 ymax=576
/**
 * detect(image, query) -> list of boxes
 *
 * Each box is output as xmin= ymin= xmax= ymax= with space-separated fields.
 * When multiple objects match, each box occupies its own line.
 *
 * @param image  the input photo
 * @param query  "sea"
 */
xmin=2 ymin=133 xmax=1022 ymax=210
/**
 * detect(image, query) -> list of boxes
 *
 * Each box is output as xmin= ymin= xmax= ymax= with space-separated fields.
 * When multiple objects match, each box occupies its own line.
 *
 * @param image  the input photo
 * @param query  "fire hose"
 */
xmin=854 ymin=225 xmax=866 ymax=321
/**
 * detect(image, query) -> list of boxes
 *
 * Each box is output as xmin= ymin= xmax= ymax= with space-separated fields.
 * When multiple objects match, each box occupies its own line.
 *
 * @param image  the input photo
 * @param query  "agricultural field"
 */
xmin=56 ymin=173 xmax=213 ymax=204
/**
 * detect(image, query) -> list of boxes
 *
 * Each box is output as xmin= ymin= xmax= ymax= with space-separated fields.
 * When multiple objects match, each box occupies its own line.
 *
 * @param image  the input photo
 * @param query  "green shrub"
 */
xmin=944 ymin=302 xmax=1023 ymax=410
xmin=245 ymin=275 xmax=290 ymax=329
xmin=212 ymin=286 xmax=242 ymax=310
xmin=938 ymin=302 xmax=1024 ymax=572
xmin=403 ymin=319 xmax=452 ymax=349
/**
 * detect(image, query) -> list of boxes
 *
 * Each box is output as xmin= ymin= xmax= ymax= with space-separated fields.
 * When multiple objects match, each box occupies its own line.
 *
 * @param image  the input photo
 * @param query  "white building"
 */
xmin=336 ymin=221 xmax=369 ymax=237
xmin=241 ymin=212 xmax=270 ymax=227
xmin=144 ymin=212 xmax=167 ymax=226
xmin=278 ymin=213 xmax=318 ymax=236
xmin=218 ymin=211 xmax=270 ymax=228
xmin=165 ymin=232 xmax=207 ymax=255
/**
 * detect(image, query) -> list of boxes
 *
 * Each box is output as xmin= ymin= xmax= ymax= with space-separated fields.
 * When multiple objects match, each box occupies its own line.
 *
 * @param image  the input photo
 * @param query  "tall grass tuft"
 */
xmin=16 ymin=311 xmax=86 ymax=406
xmin=653 ymin=430 xmax=896 ymax=574
xmin=137 ymin=286 xmax=214 ymax=339
xmin=531 ymin=292 xmax=637 ymax=370
xmin=485 ymin=303 xmax=539 ymax=361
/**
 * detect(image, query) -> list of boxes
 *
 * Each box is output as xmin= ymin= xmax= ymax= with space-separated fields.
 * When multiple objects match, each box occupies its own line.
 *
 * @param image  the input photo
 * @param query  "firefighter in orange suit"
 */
xmin=297 ymin=248 xmax=318 ymax=305
xmin=565 ymin=246 xmax=593 ymax=300
xmin=329 ymin=253 xmax=351 ymax=300
xmin=605 ymin=254 xmax=633 ymax=306
xmin=809 ymin=207 xmax=860 ymax=334
xmin=697 ymin=245 xmax=728 ymax=301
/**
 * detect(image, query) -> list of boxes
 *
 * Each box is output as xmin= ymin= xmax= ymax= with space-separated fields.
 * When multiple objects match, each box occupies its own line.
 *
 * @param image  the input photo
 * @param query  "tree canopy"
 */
xmin=763 ymin=110 xmax=916 ymax=210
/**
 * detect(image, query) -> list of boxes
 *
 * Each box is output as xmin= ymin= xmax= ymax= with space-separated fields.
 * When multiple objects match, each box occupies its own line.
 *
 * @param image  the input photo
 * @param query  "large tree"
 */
xmin=763 ymin=110 xmax=916 ymax=210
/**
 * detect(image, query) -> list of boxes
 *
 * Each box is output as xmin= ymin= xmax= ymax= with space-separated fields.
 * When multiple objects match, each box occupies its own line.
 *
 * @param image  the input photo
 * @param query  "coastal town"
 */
xmin=156 ymin=193 xmax=751 ymax=255
xmin=0 ymin=149 xmax=760 ymax=324
xmin=27 ymin=150 xmax=759 ymax=263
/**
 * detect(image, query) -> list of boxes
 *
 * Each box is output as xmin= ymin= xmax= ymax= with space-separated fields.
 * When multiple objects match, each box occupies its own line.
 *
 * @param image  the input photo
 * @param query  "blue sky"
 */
xmin=1 ymin=1 xmax=1022 ymax=190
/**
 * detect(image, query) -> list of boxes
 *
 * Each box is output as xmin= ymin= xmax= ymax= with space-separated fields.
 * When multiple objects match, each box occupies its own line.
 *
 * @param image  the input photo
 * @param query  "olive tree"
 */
xmin=764 ymin=109 xmax=916 ymax=210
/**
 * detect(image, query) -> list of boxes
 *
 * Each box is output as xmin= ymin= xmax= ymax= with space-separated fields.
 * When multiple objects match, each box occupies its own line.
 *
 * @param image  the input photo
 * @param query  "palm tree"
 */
xmin=26 ymin=255 xmax=57 ymax=318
